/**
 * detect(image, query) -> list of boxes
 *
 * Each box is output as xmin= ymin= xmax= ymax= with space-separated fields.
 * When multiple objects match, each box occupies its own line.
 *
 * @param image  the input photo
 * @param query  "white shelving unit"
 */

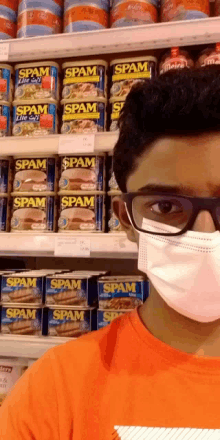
xmin=2 ymin=16 xmax=220 ymax=61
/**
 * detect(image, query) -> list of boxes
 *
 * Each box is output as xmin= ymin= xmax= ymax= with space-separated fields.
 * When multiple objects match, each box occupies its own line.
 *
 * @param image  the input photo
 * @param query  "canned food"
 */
xmin=110 ymin=0 xmax=158 ymax=28
xmin=64 ymin=0 xmax=109 ymax=12
xmin=197 ymin=43 xmax=220 ymax=67
xmin=18 ymin=0 xmax=63 ymax=17
xmin=17 ymin=9 xmax=62 ymax=38
xmin=45 ymin=272 xmax=98 ymax=306
xmin=58 ymin=191 xmax=105 ymax=232
xmin=159 ymin=47 xmax=194 ymax=75
xmin=59 ymin=155 xmax=105 ymax=192
xmin=0 ymin=158 xmax=10 ymax=193
xmin=161 ymin=0 xmax=210 ymax=21
xmin=1 ymin=0 xmax=18 ymax=13
xmin=0 ymin=102 xmax=10 ymax=137
xmin=61 ymin=98 xmax=106 ymax=134
xmin=1 ymin=304 xmax=43 ymax=336
xmin=110 ymin=56 xmax=157 ymax=98
xmin=98 ymin=275 xmax=147 ymax=309
xmin=109 ymin=97 xmax=125 ymax=131
xmin=10 ymin=192 xmax=55 ymax=232
xmin=13 ymin=156 xmax=57 ymax=193
xmin=62 ymin=60 xmax=107 ymax=100
xmin=13 ymin=100 xmax=58 ymax=137
xmin=64 ymin=3 xmax=108 ymax=32
xmin=0 ymin=3 xmax=17 ymax=23
xmin=108 ymin=153 xmax=119 ymax=191
xmin=15 ymin=62 xmax=60 ymax=101
xmin=108 ymin=190 xmax=123 ymax=233
xmin=1 ymin=271 xmax=45 ymax=304
xmin=0 ymin=14 xmax=16 ymax=39
xmin=97 ymin=309 xmax=128 ymax=329
xmin=46 ymin=306 xmax=96 ymax=337
xmin=0 ymin=194 xmax=8 ymax=232
xmin=0 ymin=64 xmax=13 ymax=102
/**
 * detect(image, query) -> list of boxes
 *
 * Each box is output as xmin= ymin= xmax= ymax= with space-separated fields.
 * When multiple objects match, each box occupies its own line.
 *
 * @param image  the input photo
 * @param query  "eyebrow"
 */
xmin=138 ymin=183 xmax=198 ymax=196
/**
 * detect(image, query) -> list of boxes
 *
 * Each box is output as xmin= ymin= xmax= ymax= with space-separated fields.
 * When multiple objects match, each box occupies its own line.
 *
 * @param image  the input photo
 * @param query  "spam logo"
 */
xmin=15 ymin=158 xmax=47 ymax=171
xmin=65 ymin=66 xmax=98 ymax=78
xmin=50 ymin=279 xmax=82 ymax=290
xmin=103 ymin=282 xmax=136 ymax=294
xmin=61 ymin=196 xmax=95 ymax=208
xmin=18 ymin=67 xmax=50 ymax=78
xmin=103 ymin=311 xmax=124 ymax=322
xmin=111 ymin=101 xmax=125 ymax=119
xmin=6 ymin=308 xmax=37 ymax=319
xmin=64 ymin=102 xmax=97 ymax=115
xmin=14 ymin=196 xmax=46 ymax=209
xmin=62 ymin=156 xmax=96 ymax=169
xmin=114 ymin=61 xmax=150 ymax=75
xmin=53 ymin=310 xmax=85 ymax=321
xmin=6 ymin=277 xmax=37 ymax=288
xmin=16 ymin=104 xmax=49 ymax=116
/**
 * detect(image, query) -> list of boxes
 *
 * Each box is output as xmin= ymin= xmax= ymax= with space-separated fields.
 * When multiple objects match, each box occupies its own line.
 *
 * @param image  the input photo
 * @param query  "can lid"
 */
xmin=0 ymin=101 xmax=11 ymax=107
xmin=98 ymin=276 xmax=144 ymax=281
xmin=47 ymin=305 xmax=95 ymax=310
xmin=58 ymin=190 xmax=105 ymax=195
xmin=0 ymin=64 xmax=13 ymax=72
xmin=109 ymin=97 xmax=126 ymax=104
xmin=1 ymin=302 xmax=42 ymax=308
xmin=110 ymin=56 xmax=158 ymax=66
xmin=15 ymin=61 xmax=60 ymax=71
xmin=14 ymin=155 xmax=57 ymax=160
xmin=64 ymin=3 xmax=106 ymax=13
xmin=98 ymin=308 xmax=133 ymax=312
xmin=11 ymin=191 xmax=56 ymax=196
xmin=108 ymin=190 xmax=121 ymax=196
xmin=62 ymin=60 xmax=108 ymax=70
xmin=61 ymin=97 xmax=107 ymax=105
xmin=0 ymin=193 xmax=8 ymax=197
xmin=60 ymin=152 xmax=106 ymax=157
xmin=13 ymin=99 xmax=58 ymax=106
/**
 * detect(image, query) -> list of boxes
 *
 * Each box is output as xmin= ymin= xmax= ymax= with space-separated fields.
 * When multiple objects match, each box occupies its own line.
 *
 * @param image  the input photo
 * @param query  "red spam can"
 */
xmin=64 ymin=3 xmax=108 ymax=32
xmin=0 ymin=15 xmax=16 ymax=39
xmin=110 ymin=0 xmax=158 ymax=28
xmin=161 ymin=0 xmax=210 ymax=22
xmin=17 ymin=8 xmax=62 ymax=38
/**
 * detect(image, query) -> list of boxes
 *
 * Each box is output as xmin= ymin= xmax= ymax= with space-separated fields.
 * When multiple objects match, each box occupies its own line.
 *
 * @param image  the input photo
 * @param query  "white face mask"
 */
xmin=137 ymin=217 xmax=220 ymax=323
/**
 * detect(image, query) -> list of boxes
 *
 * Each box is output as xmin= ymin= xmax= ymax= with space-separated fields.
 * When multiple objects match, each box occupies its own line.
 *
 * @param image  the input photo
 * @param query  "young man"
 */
xmin=1 ymin=65 xmax=220 ymax=439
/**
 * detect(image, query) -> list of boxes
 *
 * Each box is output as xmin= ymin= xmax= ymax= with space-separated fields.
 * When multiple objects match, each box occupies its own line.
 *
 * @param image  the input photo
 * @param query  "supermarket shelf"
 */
xmin=0 ymin=133 xmax=118 ymax=156
xmin=3 ymin=17 xmax=220 ymax=62
xmin=0 ymin=334 xmax=73 ymax=359
xmin=0 ymin=233 xmax=138 ymax=258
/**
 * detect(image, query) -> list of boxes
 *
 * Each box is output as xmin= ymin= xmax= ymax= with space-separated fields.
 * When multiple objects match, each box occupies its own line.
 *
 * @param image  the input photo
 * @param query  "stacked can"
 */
xmin=110 ymin=0 xmax=159 ymax=28
xmin=0 ymin=0 xmax=17 ymax=40
xmin=0 ymin=158 xmax=11 ymax=232
xmin=58 ymin=154 xmax=106 ymax=232
xmin=64 ymin=0 xmax=109 ymax=32
xmin=161 ymin=0 xmax=210 ymax=22
xmin=109 ymin=56 xmax=157 ymax=131
xmin=17 ymin=0 xmax=63 ymax=38
xmin=159 ymin=47 xmax=194 ymax=75
xmin=0 ymin=63 xmax=13 ymax=137
xmin=196 ymin=43 xmax=220 ymax=67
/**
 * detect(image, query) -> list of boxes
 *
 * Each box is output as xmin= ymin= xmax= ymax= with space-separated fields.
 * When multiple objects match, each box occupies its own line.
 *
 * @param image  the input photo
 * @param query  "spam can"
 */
xmin=110 ymin=56 xmax=157 ymax=98
xmin=15 ymin=62 xmax=60 ymax=101
xmin=13 ymin=156 xmax=57 ymax=193
xmin=108 ymin=190 xmax=123 ymax=233
xmin=1 ymin=304 xmax=43 ymax=336
xmin=10 ymin=192 xmax=55 ymax=233
xmin=17 ymin=8 xmax=62 ymax=38
xmin=109 ymin=97 xmax=125 ymax=131
xmin=97 ymin=309 xmax=128 ymax=329
xmin=0 ymin=64 xmax=13 ymax=102
xmin=59 ymin=155 xmax=105 ymax=192
xmin=161 ymin=0 xmax=210 ymax=21
xmin=98 ymin=276 xmax=149 ymax=309
xmin=1 ymin=272 xmax=45 ymax=304
xmin=64 ymin=3 xmax=108 ymax=32
xmin=0 ymin=159 xmax=10 ymax=193
xmin=45 ymin=272 xmax=98 ymax=306
xmin=0 ymin=14 xmax=16 ymax=39
xmin=110 ymin=0 xmax=158 ymax=28
xmin=0 ymin=0 xmax=17 ymax=22
xmin=46 ymin=306 xmax=96 ymax=337
xmin=58 ymin=191 xmax=105 ymax=232
xmin=62 ymin=60 xmax=107 ymax=100
xmin=12 ymin=100 xmax=58 ymax=137
xmin=64 ymin=0 xmax=109 ymax=12
xmin=18 ymin=0 xmax=63 ymax=17
xmin=61 ymin=98 xmax=106 ymax=134
xmin=0 ymin=102 xmax=10 ymax=137
xmin=0 ymin=195 xmax=8 ymax=232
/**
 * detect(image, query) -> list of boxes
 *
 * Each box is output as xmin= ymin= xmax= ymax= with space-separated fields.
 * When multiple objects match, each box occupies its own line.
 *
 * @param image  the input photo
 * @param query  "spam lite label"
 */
xmin=15 ymin=64 xmax=59 ymax=100
xmin=13 ymin=101 xmax=57 ymax=136
xmin=1 ymin=305 xmax=42 ymax=335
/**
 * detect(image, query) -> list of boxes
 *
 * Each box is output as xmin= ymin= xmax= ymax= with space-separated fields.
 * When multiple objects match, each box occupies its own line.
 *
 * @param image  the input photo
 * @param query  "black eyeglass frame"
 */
xmin=121 ymin=192 xmax=220 ymax=236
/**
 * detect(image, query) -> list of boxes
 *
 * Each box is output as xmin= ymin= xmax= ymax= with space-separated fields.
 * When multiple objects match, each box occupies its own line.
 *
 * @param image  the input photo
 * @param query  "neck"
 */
xmin=139 ymin=282 xmax=220 ymax=357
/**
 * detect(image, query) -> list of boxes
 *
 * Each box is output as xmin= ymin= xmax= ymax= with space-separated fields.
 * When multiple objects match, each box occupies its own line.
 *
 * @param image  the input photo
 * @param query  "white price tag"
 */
xmin=59 ymin=134 xmax=95 ymax=154
xmin=0 ymin=43 xmax=9 ymax=61
xmin=55 ymin=236 xmax=91 ymax=257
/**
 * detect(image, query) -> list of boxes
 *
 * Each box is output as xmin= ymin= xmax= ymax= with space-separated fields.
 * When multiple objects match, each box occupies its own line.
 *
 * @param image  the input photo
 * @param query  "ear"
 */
xmin=112 ymin=196 xmax=137 ymax=243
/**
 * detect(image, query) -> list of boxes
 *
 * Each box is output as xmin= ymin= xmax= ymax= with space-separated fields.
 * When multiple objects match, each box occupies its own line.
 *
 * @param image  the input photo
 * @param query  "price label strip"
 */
xmin=58 ymin=134 xmax=95 ymax=154
xmin=55 ymin=236 xmax=91 ymax=257
xmin=0 ymin=43 xmax=9 ymax=61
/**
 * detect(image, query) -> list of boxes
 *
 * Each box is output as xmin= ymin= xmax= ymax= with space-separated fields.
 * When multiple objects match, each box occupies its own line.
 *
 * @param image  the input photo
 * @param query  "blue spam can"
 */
xmin=0 ymin=158 xmax=10 ymax=193
xmin=13 ymin=156 xmax=57 ymax=193
xmin=12 ymin=100 xmax=58 ymax=137
xmin=0 ymin=64 xmax=13 ymax=102
xmin=0 ymin=102 xmax=10 ymax=136
xmin=97 ymin=309 xmax=127 ymax=329
xmin=61 ymin=98 xmax=106 ymax=134
xmin=1 ymin=304 xmax=43 ymax=335
xmin=46 ymin=306 xmax=96 ymax=337
xmin=98 ymin=275 xmax=149 ymax=309
xmin=0 ymin=194 xmax=8 ymax=231
xmin=15 ymin=61 xmax=59 ymax=101
xmin=10 ymin=193 xmax=55 ymax=232
xmin=18 ymin=0 xmax=63 ymax=17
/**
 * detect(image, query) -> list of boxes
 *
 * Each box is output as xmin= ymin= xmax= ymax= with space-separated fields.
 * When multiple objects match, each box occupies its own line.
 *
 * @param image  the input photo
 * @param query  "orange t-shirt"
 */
xmin=1 ymin=306 xmax=220 ymax=439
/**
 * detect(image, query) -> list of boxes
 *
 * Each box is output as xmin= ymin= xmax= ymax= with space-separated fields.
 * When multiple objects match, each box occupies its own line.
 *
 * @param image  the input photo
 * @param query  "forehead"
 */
xmin=127 ymin=133 xmax=220 ymax=196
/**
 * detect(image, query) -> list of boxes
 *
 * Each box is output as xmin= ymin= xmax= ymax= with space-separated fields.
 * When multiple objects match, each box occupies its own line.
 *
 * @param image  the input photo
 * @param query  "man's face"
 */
xmin=114 ymin=132 xmax=220 ymax=242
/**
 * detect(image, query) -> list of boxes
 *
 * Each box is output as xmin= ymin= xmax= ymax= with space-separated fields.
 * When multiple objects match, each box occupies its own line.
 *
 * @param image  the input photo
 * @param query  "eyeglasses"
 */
xmin=121 ymin=192 xmax=220 ymax=236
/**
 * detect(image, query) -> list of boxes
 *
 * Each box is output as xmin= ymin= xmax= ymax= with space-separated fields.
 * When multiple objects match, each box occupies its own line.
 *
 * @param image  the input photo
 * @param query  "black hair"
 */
xmin=113 ymin=65 xmax=220 ymax=193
